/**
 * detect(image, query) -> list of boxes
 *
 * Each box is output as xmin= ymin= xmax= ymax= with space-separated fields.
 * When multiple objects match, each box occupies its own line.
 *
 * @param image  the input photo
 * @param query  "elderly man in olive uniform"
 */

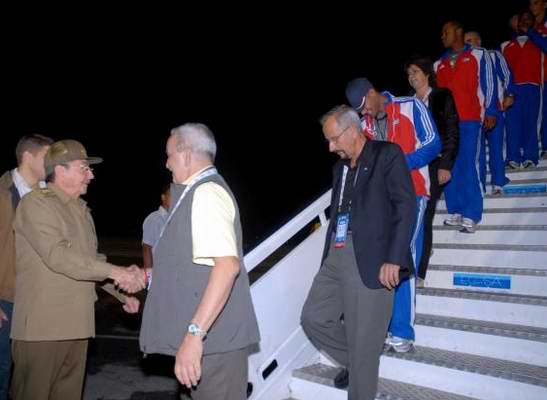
xmin=10 ymin=140 xmax=145 ymax=400
xmin=140 ymin=123 xmax=259 ymax=400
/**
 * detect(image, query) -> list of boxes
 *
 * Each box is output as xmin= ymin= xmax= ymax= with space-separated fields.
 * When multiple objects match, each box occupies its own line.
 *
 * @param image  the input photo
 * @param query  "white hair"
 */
xmin=170 ymin=123 xmax=217 ymax=162
xmin=320 ymin=105 xmax=362 ymax=131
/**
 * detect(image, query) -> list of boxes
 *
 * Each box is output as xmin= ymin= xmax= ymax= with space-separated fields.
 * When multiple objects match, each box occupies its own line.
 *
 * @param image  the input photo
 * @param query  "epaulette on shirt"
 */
xmin=39 ymin=187 xmax=54 ymax=196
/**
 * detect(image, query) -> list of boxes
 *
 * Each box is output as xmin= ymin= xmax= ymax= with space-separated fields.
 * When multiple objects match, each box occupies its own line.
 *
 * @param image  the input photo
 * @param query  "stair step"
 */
xmin=434 ymin=224 xmax=547 ymax=230
xmin=415 ymin=314 xmax=547 ymax=366
xmin=437 ymin=192 xmax=547 ymax=210
xmin=430 ymin=244 xmax=547 ymax=269
xmin=433 ymin=243 xmax=547 ymax=252
xmin=503 ymin=178 xmax=547 ymax=186
xmin=291 ymin=363 xmax=479 ymax=400
xmin=428 ymin=264 xmax=547 ymax=276
xmin=417 ymin=287 xmax=547 ymax=328
xmin=432 ymin=225 xmax=547 ymax=246
xmin=384 ymin=345 xmax=547 ymax=383
xmin=418 ymin=287 xmax=547 ymax=306
xmin=503 ymin=182 xmax=547 ymax=194
xmin=495 ymin=166 xmax=547 ymax=178
xmin=416 ymin=313 xmax=547 ymax=342
xmin=425 ymin=264 xmax=547 ymax=296
xmin=433 ymin=207 xmax=547 ymax=226
xmin=379 ymin=346 xmax=547 ymax=399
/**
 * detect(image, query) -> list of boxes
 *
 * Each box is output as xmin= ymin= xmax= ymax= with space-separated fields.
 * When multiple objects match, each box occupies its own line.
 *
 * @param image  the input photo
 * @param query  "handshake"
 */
xmin=109 ymin=265 xmax=146 ymax=294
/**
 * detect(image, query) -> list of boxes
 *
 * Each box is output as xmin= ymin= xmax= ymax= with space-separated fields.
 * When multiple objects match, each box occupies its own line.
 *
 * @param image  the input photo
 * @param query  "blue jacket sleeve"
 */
xmin=493 ymin=50 xmax=515 ymax=95
xmin=478 ymin=48 xmax=496 ymax=117
xmin=405 ymin=99 xmax=441 ymax=170
xmin=527 ymin=27 xmax=547 ymax=53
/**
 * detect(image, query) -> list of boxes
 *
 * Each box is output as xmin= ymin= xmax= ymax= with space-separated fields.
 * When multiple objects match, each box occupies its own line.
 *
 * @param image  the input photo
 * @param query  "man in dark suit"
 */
xmin=301 ymin=105 xmax=416 ymax=400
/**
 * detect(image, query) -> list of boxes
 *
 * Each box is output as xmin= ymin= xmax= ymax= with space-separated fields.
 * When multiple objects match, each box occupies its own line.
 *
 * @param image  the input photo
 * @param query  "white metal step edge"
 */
xmin=379 ymin=346 xmax=547 ymax=399
xmin=291 ymin=363 xmax=480 ymax=400
xmin=415 ymin=313 xmax=547 ymax=366
xmin=425 ymin=265 xmax=547 ymax=296
xmin=417 ymin=288 xmax=547 ymax=328
xmin=430 ymin=247 xmax=547 ymax=269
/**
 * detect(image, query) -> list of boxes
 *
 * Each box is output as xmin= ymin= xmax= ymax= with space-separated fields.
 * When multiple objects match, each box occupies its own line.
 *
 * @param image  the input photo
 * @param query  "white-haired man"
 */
xmin=140 ymin=123 xmax=259 ymax=400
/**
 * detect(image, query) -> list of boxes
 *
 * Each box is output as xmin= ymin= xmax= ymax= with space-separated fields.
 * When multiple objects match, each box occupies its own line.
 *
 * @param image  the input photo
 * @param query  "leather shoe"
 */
xmin=333 ymin=367 xmax=349 ymax=389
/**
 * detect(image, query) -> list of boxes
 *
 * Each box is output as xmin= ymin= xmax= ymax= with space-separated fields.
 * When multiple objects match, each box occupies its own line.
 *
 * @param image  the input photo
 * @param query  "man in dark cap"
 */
xmin=10 ymin=140 xmax=145 ymax=400
xmin=345 ymin=77 xmax=440 ymax=354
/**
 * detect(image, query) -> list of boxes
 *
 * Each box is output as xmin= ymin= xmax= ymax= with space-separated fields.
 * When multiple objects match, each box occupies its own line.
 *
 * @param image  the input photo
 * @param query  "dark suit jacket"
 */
xmin=428 ymin=88 xmax=459 ymax=171
xmin=322 ymin=140 xmax=417 ymax=289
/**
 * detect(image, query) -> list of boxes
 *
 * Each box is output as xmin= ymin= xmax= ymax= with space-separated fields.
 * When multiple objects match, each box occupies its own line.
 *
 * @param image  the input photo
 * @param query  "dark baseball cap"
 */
xmin=44 ymin=140 xmax=103 ymax=175
xmin=345 ymin=77 xmax=374 ymax=112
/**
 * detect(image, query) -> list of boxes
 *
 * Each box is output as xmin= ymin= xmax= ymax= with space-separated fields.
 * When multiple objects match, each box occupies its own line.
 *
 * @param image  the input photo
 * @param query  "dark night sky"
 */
xmin=2 ymin=1 xmax=528 ymax=250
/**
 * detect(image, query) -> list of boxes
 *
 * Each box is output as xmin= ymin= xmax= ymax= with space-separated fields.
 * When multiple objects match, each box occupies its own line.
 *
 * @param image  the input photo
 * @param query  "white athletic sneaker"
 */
xmin=460 ymin=218 xmax=476 ymax=234
xmin=444 ymin=213 xmax=463 ymax=227
xmin=522 ymin=160 xmax=535 ymax=169
xmin=386 ymin=335 xmax=415 ymax=353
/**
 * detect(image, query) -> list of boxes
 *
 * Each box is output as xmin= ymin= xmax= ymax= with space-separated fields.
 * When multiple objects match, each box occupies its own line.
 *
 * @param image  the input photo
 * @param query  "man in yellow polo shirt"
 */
xmin=140 ymin=123 xmax=259 ymax=400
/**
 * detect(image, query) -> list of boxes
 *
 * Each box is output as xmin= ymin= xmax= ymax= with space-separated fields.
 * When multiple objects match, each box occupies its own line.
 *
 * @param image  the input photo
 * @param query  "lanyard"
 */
xmin=338 ymin=166 xmax=349 ymax=210
xmin=154 ymin=167 xmax=218 ymax=251
xmin=337 ymin=163 xmax=360 ymax=211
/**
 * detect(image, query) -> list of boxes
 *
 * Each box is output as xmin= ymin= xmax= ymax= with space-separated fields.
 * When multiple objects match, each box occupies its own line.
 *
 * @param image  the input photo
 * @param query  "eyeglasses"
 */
xmin=78 ymin=164 xmax=93 ymax=173
xmin=62 ymin=163 xmax=93 ymax=174
xmin=325 ymin=125 xmax=351 ymax=145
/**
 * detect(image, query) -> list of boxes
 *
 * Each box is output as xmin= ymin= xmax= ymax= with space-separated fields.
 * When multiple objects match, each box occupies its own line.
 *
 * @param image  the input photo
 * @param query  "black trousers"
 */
xmin=419 ymin=159 xmax=446 ymax=280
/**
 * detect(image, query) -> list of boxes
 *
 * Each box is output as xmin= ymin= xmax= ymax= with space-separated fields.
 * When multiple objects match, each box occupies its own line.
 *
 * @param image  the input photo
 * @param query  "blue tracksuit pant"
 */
xmin=480 ymin=111 xmax=510 ymax=190
xmin=506 ymin=83 xmax=541 ymax=164
xmin=388 ymin=196 xmax=427 ymax=341
xmin=443 ymin=121 xmax=483 ymax=223
xmin=542 ymin=84 xmax=547 ymax=153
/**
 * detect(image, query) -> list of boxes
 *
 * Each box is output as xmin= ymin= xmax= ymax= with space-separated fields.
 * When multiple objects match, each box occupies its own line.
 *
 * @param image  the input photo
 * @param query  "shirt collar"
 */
xmin=182 ymin=165 xmax=214 ymax=185
xmin=48 ymin=182 xmax=86 ymax=206
xmin=12 ymin=168 xmax=33 ymax=198
xmin=159 ymin=206 xmax=169 ymax=217
xmin=414 ymin=87 xmax=433 ymax=102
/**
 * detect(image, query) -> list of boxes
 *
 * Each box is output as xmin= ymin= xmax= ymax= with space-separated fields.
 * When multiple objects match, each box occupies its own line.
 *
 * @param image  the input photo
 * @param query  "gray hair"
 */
xmin=319 ymin=105 xmax=361 ymax=131
xmin=170 ymin=123 xmax=217 ymax=162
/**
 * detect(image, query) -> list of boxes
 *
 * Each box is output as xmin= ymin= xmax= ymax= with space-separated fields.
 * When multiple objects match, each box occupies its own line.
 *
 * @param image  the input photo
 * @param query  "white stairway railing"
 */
xmin=245 ymin=190 xmax=331 ymax=400
xmin=247 ymin=162 xmax=547 ymax=400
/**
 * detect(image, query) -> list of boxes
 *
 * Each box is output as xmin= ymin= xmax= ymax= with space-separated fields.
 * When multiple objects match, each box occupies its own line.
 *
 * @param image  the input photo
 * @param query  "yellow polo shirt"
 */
xmin=183 ymin=168 xmax=238 ymax=267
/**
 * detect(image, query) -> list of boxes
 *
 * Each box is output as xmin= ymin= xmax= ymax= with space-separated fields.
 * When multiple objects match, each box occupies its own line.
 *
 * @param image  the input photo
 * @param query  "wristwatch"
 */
xmin=188 ymin=323 xmax=207 ymax=338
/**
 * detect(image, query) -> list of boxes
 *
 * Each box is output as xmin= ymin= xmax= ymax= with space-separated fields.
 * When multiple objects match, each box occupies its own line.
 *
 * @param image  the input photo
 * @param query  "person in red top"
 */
xmin=435 ymin=20 xmax=496 ymax=233
xmin=528 ymin=0 xmax=547 ymax=159
xmin=502 ymin=10 xmax=543 ymax=168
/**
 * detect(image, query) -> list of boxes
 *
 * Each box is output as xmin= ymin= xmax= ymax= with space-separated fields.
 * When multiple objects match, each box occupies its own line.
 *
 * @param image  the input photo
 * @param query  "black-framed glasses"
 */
xmin=61 ymin=163 xmax=93 ymax=174
xmin=325 ymin=125 xmax=351 ymax=145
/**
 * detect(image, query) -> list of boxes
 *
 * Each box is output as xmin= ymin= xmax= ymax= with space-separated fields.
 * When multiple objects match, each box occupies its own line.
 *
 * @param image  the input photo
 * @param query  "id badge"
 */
xmin=334 ymin=213 xmax=349 ymax=248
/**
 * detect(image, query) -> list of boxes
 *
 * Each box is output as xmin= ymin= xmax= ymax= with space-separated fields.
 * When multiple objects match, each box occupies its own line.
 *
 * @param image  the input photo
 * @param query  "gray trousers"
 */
xmin=301 ymin=236 xmax=393 ymax=400
xmin=190 ymin=347 xmax=248 ymax=400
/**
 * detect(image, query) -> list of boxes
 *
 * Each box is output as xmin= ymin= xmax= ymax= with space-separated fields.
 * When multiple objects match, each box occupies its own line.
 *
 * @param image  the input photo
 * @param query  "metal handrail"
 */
xmin=244 ymin=190 xmax=332 ymax=272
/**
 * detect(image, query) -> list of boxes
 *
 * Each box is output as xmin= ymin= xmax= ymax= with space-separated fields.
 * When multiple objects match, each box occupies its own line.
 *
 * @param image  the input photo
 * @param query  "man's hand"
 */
xmin=483 ymin=115 xmax=497 ymax=131
xmin=379 ymin=263 xmax=401 ymax=290
xmin=438 ymin=169 xmax=452 ymax=185
xmin=110 ymin=265 xmax=146 ymax=293
xmin=175 ymin=334 xmax=204 ymax=388
xmin=123 ymin=296 xmax=140 ymax=314
xmin=502 ymin=95 xmax=514 ymax=111
xmin=0 ymin=306 xmax=7 ymax=329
